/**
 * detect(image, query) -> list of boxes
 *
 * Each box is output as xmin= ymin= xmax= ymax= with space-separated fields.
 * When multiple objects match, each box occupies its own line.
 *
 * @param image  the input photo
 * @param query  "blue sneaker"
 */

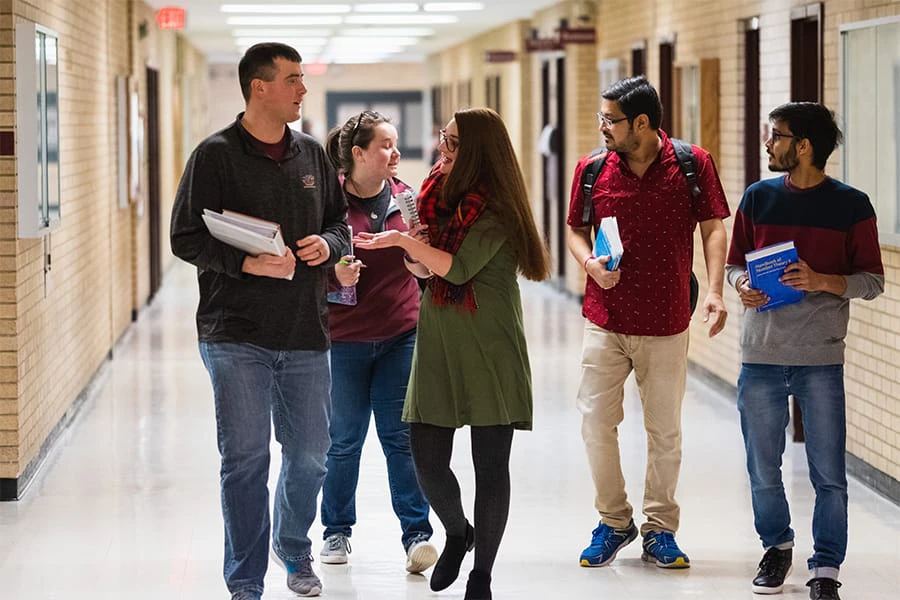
xmin=641 ymin=531 xmax=690 ymax=568
xmin=579 ymin=520 xmax=638 ymax=567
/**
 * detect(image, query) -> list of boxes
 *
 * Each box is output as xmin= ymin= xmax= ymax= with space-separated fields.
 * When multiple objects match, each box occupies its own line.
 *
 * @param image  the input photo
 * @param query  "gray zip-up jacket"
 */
xmin=171 ymin=114 xmax=349 ymax=351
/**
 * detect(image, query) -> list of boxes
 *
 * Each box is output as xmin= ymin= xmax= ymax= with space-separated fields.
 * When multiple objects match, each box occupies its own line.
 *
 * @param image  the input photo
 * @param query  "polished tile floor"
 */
xmin=1 ymin=262 xmax=898 ymax=599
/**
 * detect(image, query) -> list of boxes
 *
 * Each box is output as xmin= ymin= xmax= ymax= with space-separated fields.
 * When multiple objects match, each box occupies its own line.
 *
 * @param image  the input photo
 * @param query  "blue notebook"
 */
xmin=745 ymin=240 xmax=805 ymax=312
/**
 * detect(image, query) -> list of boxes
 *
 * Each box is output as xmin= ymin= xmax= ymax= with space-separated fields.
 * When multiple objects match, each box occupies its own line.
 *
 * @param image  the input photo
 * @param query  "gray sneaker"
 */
xmin=287 ymin=556 xmax=322 ymax=597
xmin=231 ymin=591 xmax=261 ymax=600
xmin=405 ymin=535 xmax=438 ymax=573
xmin=320 ymin=533 xmax=351 ymax=564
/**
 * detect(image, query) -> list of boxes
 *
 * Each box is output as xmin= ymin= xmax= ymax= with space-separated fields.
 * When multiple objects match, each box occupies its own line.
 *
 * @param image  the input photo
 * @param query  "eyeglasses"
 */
xmin=596 ymin=113 xmax=629 ymax=128
xmin=767 ymin=130 xmax=799 ymax=143
xmin=439 ymin=128 xmax=459 ymax=152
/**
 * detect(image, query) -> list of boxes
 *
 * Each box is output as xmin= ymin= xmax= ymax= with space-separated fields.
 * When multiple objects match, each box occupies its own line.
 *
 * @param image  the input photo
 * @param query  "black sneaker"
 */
xmin=807 ymin=577 xmax=842 ymax=600
xmin=752 ymin=547 xmax=792 ymax=594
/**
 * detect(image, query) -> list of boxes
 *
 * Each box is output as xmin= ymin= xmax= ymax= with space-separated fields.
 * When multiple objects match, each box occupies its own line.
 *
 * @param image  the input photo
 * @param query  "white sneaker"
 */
xmin=320 ymin=533 xmax=351 ymax=564
xmin=405 ymin=537 xmax=438 ymax=573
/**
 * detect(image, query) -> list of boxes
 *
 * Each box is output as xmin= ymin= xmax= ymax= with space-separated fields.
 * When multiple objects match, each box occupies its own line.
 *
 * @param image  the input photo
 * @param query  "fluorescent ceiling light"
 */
xmin=330 ymin=36 xmax=418 ymax=46
xmin=340 ymin=27 xmax=434 ymax=37
xmin=328 ymin=58 xmax=382 ymax=64
xmin=316 ymin=49 xmax=393 ymax=61
xmin=221 ymin=4 xmax=351 ymax=13
xmin=423 ymin=2 xmax=484 ymax=10
xmin=353 ymin=3 xmax=419 ymax=12
xmin=235 ymin=37 xmax=328 ymax=47
xmin=226 ymin=16 xmax=344 ymax=25
xmin=328 ymin=45 xmax=407 ymax=55
xmin=344 ymin=14 xmax=458 ymax=24
xmin=231 ymin=29 xmax=331 ymax=37
xmin=322 ymin=54 xmax=390 ymax=64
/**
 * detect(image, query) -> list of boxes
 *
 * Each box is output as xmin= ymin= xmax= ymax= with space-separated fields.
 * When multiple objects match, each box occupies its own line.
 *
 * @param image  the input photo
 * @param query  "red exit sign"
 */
xmin=156 ymin=7 xmax=186 ymax=30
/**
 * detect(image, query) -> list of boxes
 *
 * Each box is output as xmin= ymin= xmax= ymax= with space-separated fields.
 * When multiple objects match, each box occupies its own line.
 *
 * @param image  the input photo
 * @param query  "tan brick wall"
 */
xmin=1 ymin=0 xmax=206 ymax=482
xmin=825 ymin=0 xmax=900 ymax=486
xmin=6 ymin=0 xmax=122 ymax=477
xmin=108 ymin=0 xmax=133 ymax=345
xmin=0 ymin=0 xmax=14 ymax=477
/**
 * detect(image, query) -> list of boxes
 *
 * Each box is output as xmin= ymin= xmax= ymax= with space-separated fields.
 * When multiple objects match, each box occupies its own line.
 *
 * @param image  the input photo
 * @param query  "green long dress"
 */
xmin=402 ymin=211 xmax=533 ymax=430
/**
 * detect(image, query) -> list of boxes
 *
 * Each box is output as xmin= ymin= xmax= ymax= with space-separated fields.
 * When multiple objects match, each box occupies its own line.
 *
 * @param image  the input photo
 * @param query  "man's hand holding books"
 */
xmin=242 ymin=248 xmax=296 ymax=280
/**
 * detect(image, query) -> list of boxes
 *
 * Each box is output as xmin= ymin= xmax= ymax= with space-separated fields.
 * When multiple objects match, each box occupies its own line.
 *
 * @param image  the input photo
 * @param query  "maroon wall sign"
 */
xmin=484 ymin=50 xmax=518 ymax=63
xmin=560 ymin=27 xmax=596 ymax=44
xmin=525 ymin=38 xmax=563 ymax=52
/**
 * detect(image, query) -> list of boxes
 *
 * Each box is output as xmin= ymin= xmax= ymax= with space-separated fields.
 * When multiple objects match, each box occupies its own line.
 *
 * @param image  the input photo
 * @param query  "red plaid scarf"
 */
xmin=418 ymin=166 xmax=487 ymax=314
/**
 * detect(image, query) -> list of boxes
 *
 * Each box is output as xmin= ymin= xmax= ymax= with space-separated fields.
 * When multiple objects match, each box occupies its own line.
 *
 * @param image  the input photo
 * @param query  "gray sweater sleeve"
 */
xmin=725 ymin=264 xmax=747 ymax=290
xmin=843 ymin=271 xmax=884 ymax=300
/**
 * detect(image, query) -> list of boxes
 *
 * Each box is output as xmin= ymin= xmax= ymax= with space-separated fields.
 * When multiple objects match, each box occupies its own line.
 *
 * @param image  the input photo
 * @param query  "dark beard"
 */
xmin=768 ymin=146 xmax=799 ymax=172
xmin=606 ymin=126 xmax=638 ymax=153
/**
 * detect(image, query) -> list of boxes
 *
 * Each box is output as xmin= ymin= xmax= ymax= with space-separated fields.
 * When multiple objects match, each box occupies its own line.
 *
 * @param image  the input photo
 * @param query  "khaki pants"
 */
xmin=577 ymin=322 xmax=689 ymax=535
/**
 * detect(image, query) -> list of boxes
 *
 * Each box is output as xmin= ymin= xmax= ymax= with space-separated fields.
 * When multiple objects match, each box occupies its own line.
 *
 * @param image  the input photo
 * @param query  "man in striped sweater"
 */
xmin=726 ymin=102 xmax=884 ymax=600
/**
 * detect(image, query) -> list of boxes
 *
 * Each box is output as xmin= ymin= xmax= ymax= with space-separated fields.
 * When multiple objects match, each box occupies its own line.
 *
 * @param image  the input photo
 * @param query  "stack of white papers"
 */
xmin=593 ymin=216 xmax=624 ymax=270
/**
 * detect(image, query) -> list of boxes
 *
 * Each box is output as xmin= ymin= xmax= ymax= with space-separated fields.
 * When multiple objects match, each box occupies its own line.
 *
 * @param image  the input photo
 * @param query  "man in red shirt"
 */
xmin=566 ymin=75 xmax=730 ymax=570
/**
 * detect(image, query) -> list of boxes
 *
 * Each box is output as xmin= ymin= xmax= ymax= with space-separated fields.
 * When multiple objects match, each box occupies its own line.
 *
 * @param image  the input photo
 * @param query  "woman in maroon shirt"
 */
xmin=318 ymin=110 xmax=436 ymax=573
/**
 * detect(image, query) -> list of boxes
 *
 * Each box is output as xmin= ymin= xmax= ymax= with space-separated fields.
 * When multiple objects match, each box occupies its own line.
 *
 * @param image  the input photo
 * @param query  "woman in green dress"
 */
xmin=354 ymin=107 xmax=550 ymax=600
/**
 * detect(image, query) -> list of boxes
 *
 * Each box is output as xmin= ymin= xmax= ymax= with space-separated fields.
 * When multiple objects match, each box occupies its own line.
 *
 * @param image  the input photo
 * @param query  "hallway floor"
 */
xmin=1 ymin=262 xmax=898 ymax=599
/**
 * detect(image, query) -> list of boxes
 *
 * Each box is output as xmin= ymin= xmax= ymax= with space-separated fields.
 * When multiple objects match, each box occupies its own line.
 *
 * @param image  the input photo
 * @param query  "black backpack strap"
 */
xmin=670 ymin=138 xmax=701 ymax=198
xmin=670 ymin=138 xmax=703 ymax=314
xmin=580 ymin=148 xmax=608 ymax=226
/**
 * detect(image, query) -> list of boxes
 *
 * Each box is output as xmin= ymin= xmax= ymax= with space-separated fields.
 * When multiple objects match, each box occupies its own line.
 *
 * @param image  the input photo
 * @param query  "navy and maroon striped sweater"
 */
xmin=726 ymin=176 xmax=884 ymax=366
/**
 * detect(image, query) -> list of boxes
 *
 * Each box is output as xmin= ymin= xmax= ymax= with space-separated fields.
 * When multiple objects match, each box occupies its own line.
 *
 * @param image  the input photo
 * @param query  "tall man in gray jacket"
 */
xmin=171 ymin=43 xmax=348 ymax=600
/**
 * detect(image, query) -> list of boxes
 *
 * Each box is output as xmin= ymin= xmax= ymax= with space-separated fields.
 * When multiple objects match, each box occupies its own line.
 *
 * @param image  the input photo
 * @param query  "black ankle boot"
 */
xmin=464 ymin=569 xmax=492 ymax=600
xmin=430 ymin=522 xmax=475 ymax=591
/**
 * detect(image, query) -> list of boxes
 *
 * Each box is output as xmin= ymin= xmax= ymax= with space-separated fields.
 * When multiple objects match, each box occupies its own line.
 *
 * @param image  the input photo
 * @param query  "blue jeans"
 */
xmin=737 ymin=363 xmax=848 ymax=570
xmin=320 ymin=329 xmax=432 ymax=550
xmin=199 ymin=342 xmax=331 ymax=595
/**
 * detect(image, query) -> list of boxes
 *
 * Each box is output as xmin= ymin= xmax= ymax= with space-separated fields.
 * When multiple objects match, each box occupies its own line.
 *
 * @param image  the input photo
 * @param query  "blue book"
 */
xmin=745 ymin=240 xmax=805 ymax=312
xmin=593 ymin=216 xmax=623 ymax=270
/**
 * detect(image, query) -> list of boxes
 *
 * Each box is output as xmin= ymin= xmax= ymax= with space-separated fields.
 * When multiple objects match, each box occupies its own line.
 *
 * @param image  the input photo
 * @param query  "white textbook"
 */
xmin=202 ymin=209 xmax=287 ymax=256
xmin=202 ymin=209 xmax=293 ymax=279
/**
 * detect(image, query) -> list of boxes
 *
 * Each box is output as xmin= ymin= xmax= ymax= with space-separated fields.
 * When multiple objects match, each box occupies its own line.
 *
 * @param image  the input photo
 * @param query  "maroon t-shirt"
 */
xmin=327 ymin=179 xmax=420 ymax=342
xmin=249 ymin=129 xmax=290 ymax=162
xmin=567 ymin=131 xmax=730 ymax=336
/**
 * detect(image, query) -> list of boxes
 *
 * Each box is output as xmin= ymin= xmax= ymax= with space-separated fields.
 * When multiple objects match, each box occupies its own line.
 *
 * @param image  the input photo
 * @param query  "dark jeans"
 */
xmin=199 ymin=342 xmax=331 ymax=596
xmin=321 ymin=330 xmax=432 ymax=550
xmin=737 ymin=363 xmax=848 ymax=570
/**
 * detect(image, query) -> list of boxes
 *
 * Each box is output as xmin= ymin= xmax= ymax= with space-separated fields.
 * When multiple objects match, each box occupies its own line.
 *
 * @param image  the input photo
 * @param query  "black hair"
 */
xmin=238 ymin=43 xmax=302 ymax=102
xmin=601 ymin=75 xmax=663 ymax=130
xmin=768 ymin=102 xmax=843 ymax=170
xmin=324 ymin=110 xmax=392 ymax=176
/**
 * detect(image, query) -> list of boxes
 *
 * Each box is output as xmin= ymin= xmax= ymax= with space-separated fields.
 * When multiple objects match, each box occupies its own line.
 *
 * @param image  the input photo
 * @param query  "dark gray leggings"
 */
xmin=409 ymin=423 xmax=514 ymax=574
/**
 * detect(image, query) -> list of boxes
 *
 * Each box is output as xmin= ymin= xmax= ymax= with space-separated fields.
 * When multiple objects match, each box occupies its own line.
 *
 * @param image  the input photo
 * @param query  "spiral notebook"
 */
xmin=393 ymin=190 xmax=421 ymax=228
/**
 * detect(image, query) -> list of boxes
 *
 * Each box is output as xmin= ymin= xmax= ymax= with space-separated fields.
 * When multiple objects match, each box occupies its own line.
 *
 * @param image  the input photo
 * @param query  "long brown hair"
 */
xmin=442 ymin=108 xmax=550 ymax=281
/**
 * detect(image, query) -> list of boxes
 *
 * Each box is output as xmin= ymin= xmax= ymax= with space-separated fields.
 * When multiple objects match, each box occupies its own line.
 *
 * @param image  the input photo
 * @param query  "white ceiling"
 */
xmin=146 ymin=1 xmax=562 ymax=64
